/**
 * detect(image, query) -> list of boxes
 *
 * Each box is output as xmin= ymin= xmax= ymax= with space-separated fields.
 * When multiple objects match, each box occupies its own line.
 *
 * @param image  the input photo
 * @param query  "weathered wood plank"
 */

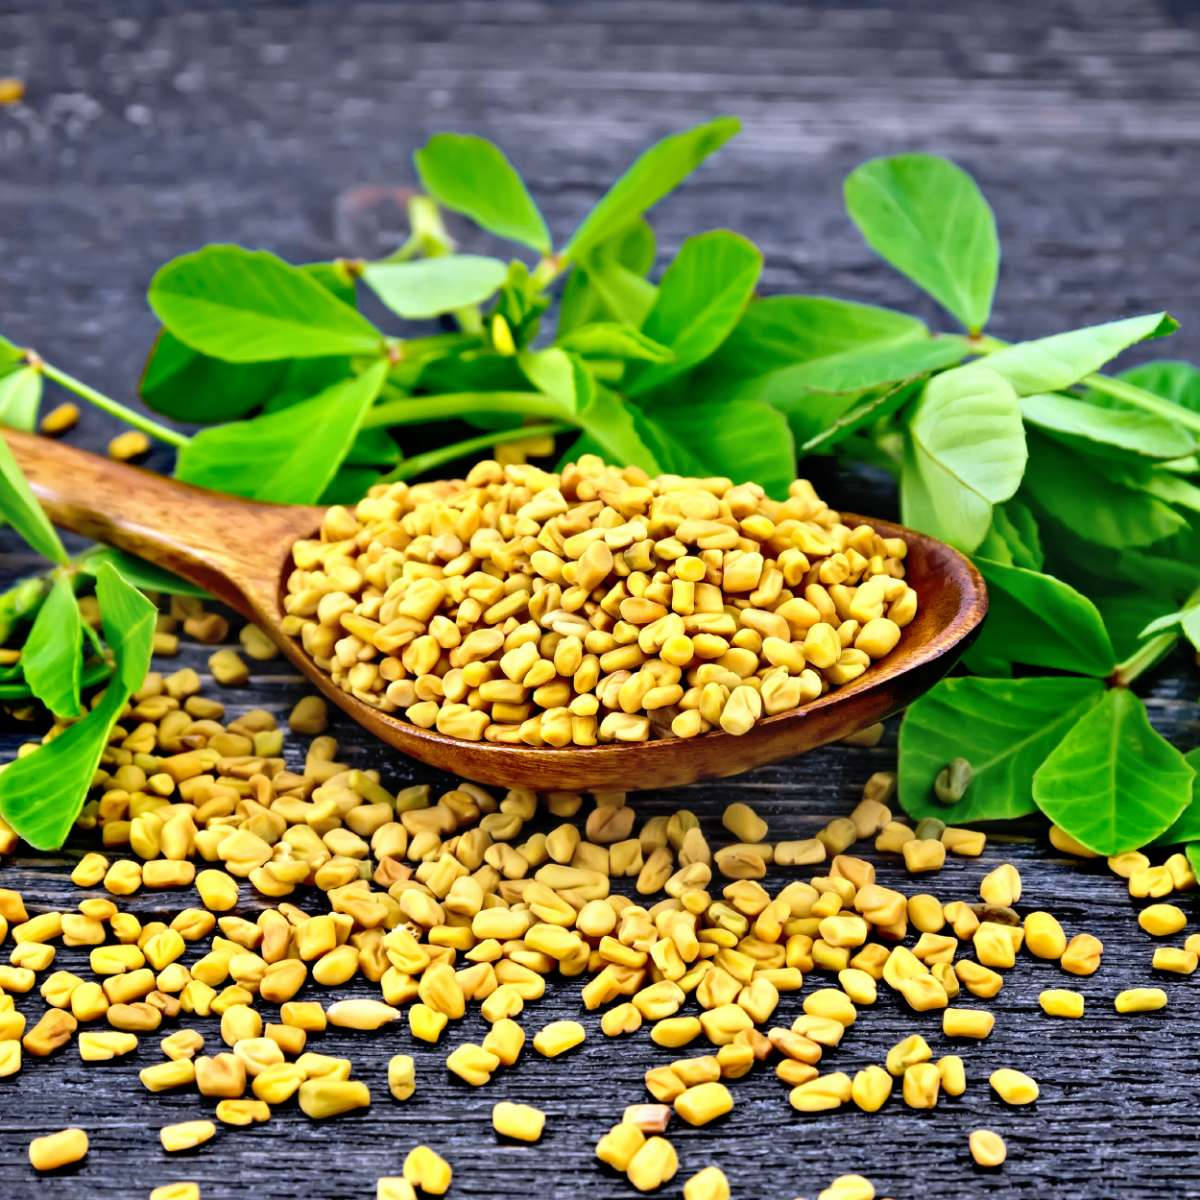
xmin=0 ymin=2 xmax=1198 ymax=1197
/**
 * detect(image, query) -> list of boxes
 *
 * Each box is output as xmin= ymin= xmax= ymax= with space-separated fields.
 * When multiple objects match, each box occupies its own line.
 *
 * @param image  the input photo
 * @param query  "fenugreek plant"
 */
xmin=0 ymin=117 xmax=1198 ymax=860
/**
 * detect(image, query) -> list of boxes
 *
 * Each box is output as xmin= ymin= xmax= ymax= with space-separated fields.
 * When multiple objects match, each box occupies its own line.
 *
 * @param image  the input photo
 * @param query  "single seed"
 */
xmin=989 ymin=1067 xmax=1039 ymax=1106
xmin=160 ymin=1120 xmax=216 ymax=1153
xmin=29 ymin=1128 xmax=89 ymax=1171
xmin=1114 ymin=987 xmax=1167 ymax=1014
xmin=492 ymin=1100 xmax=546 ymax=1142
xmin=969 ymin=1129 xmax=1007 ymax=1168
xmin=933 ymin=757 xmax=972 ymax=804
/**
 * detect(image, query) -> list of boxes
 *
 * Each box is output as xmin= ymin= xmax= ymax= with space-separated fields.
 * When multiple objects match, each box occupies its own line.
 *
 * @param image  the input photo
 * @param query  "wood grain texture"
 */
xmin=7 ymin=431 xmax=988 ymax=790
xmin=1 ymin=1 xmax=1199 ymax=1197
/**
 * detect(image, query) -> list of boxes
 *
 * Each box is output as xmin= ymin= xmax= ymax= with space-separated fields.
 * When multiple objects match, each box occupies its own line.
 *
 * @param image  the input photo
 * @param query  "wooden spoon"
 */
xmin=7 ymin=430 xmax=986 ymax=791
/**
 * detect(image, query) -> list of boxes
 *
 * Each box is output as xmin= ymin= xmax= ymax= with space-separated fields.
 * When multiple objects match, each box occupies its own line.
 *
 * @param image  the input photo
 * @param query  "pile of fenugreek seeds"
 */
xmin=282 ymin=457 xmax=916 ymax=744
xmin=1 ymin=607 xmax=1196 ymax=1198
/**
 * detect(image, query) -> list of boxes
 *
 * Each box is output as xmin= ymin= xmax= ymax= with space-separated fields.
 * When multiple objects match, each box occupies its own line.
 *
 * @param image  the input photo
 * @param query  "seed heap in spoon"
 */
xmin=282 ymin=455 xmax=917 ymax=745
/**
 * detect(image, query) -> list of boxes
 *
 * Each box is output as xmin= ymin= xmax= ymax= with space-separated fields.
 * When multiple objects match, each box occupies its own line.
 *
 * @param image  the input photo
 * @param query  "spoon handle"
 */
xmin=4 ymin=430 xmax=322 ymax=620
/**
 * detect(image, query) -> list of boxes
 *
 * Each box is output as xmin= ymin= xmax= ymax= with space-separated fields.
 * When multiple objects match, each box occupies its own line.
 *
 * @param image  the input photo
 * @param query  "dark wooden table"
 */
xmin=2 ymin=2 xmax=1200 ymax=1197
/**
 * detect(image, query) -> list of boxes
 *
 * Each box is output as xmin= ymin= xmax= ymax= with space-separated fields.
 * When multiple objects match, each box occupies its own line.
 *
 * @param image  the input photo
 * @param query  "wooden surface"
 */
xmin=2 ymin=1 xmax=1200 ymax=1196
xmin=7 ymin=424 xmax=991 ymax=791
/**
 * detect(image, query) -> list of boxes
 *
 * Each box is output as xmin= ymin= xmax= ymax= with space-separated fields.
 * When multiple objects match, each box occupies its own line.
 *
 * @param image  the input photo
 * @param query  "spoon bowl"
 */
xmin=8 ymin=430 xmax=986 ymax=791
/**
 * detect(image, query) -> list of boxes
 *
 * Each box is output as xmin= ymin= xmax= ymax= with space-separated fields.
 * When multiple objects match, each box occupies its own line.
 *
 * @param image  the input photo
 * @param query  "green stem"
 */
xmin=40 ymin=362 xmax=188 ymax=448
xmin=363 ymin=391 xmax=573 ymax=429
xmin=1111 ymin=583 xmax=1200 ymax=686
xmin=380 ymin=422 xmax=571 ymax=483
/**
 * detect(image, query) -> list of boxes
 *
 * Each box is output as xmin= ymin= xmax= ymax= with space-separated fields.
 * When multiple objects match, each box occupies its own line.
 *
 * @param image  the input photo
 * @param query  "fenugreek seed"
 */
xmin=1038 ymin=987 xmax=1084 ymax=1018
xmin=818 ymin=1175 xmax=875 ymax=1200
xmin=850 ymin=1064 xmax=892 ymax=1113
xmin=938 ymin=1054 xmax=966 ymax=1097
xmin=532 ymin=1019 xmax=585 ymax=1058
xmin=789 ymin=1071 xmax=852 ymax=1112
xmin=1061 ymin=933 xmax=1103 ymax=976
xmin=388 ymin=1053 xmax=416 ymax=1100
xmin=1138 ymin=903 xmax=1187 ymax=938
xmin=298 ymin=1078 xmax=371 ymax=1119
xmin=29 ymin=1128 xmax=89 ymax=1171
xmin=109 ymin=430 xmax=150 ymax=461
xmin=403 ymin=1146 xmax=452 ymax=1196
xmin=1114 ymin=987 xmax=1167 ymax=1014
xmin=933 ymin=757 xmax=972 ymax=804
xmin=216 ymin=1099 xmax=270 ymax=1126
xmin=196 ymin=869 xmax=238 ymax=913
xmin=969 ymin=1128 xmax=1007 ymax=1168
xmin=674 ymin=1081 xmax=733 ymax=1126
xmin=942 ymin=1008 xmax=995 ymax=1039
xmin=79 ymin=1031 xmax=138 ymax=1061
xmin=160 ymin=1120 xmax=216 ymax=1152
xmin=979 ymin=862 xmax=1021 ymax=908
xmin=885 ymin=1034 xmax=931 ymax=1077
xmin=683 ymin=1166 xmax=730 ymax=1200
xmin=902 ymin=1061 xmax=941 ymax=1108
xmin=289 ymin=696 xmax=329 ymax=735
xmin=1024 ymin=911 xmax=1067 ymax=960
xmin=150 ymin=1185 xmax=201 ymax=1200
xmin=1152 ymin=946 xmax=1197 ymax=975
xmin=989 ymin=1067 xmax=1039 ymax=1105
xmin=626 ymin=1136 xmax=678 ymax=1193
xmin=492 ymin=1100 xmax=546 ymax=1142
xmin=140 ymin=1058 xmax=196 ymax=1092
xmin=376 ymin=1179 xmax=416 ymax=1200
xmin=327 ymin=999 xmax=401 ymax=1031
xmin=209 ymin=649 xmax=249 ymax=686
xmin=40 ymin=402 xmax=80 ymax=436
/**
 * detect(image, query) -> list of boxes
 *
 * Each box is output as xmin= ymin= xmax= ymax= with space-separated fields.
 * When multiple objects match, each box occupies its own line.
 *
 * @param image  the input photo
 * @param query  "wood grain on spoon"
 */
xmin=7 ymin=430 xmax=987 ymax=791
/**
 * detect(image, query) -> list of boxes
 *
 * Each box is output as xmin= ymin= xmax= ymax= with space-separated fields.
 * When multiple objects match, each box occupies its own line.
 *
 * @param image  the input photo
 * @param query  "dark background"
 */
xmin=1 ymin=2 xmax=1199 ymax=1197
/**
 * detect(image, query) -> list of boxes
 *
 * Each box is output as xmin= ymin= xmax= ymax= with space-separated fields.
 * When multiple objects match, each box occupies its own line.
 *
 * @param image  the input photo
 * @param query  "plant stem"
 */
xmin=40 ymin=362 xmax=188 ymax=448
xmin=1110 ymin=632 xmax=1177 ymax=687
xmin=380 ymin=422 xmax=571 ymax=483
xmin=363 ymin=391 xmax=574 ymax=428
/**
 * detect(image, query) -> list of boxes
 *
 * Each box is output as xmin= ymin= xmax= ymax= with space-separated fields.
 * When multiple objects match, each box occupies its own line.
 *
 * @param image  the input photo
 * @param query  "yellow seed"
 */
xmin=902 ymin=1061 xmax=941 ymax=1109
xmin=445 ymin=1042 xmax=499 ymax=1086
xmin=979 ymin=862 xmax=1021 ymax=907
xmin=1061 ymin=933 xmax=1104 ymax=976
xmin=651 ymin=1016 xmax=702 ymax=1048
xmin=209 ymin=648 xmax=249 ymax=686
xmin=216 ymin=1099 xmax=270 ymax=1126
xmin=956 ymin=959 xmax=1004 ymax=999
xmin=150 ymin=1185 xmax=201 ymax=1200
xmin=298 ymin=1078 xmax=371 ymax=1119
xmin=327 ymin=999 xmax=402 ymax=1031
xmin=938 ymin=1054 xmax=966 ymax=1097
xmin=674 ymin=1081 xmax=733 ymax=1126
xmin=885 ymin=1034 xmax=931 ymax=1076
xmin=1023 ymin=911 xmax=1067 ymax=960
xmin=79 ymin=1030 xmax=138 ymax=1061
xmin=596 ymin=1122 xmax=646 ymax=1172
xmin=532 ymin=1019 xmax=585 ymax=1057
xmin=140 ymin=1058 xmax=196 ymax=1092
xmin=1152 ymin=946 xmax=1197 ymax=975
xmin=902 ymin=838 xmax=945 ymax=873
xmin=492 ymin=1100 xmax=546 ymax=1142
xmin=196 ymin=869 xmax=239 ymax=913
xmin=409 ymin=1003 xmax=448 ymax=1043
xmin=942 ymin=1007 xmax=995 ymax=1039
xmin=482 ymin=1017 xmax=525 ymax=1067
xmin=109 ymin=430 xmax=151 ymax=461
xmin=252 ymin=1062 xmax=305 ymax=1104
xmin=1138 ymin=903 xmax=1187 ymax=937
xmin=40 ymin=402 xmax=80 ymax=436
xmin=818 ymin=1175 xmax=876 ymax=1200
xmin=969 ymin=1128 xmax=1007 ymax=1168
xmin=850 ymin=1064 xmax=892 ymax=1113
xmin=160 ymin=1120 xmax=216 ymax=1152
xmin=29 ymin=1128 xmax=89 ymax=1171
xmin=1039 ymin=988 xmax=1084 ymax=1018
xmin=0 ymin=1039 xmax=20 ymax=1077
xmin=388 ymin=1053 xmax=416 ymax=1101
xmin=376 ymin=1180 xmax=416 ymax=1200
xmin=789 ymin=1071 xmax=852 ymax=1112
xmin=1114 ymin=987 xmax=1167 ymax=1014
xmin=683 ymin=1166 xmax=731 ymax=1200
xmin=403 ymin=1145 xmax=452 ymax=1196
xmin=989 ymin=1067 xmax=1039 ymax=1105
xmin=23 ymin=1009 xmax=77 ymax=1056
xmin=626 ymin=1135 xmax=678 ymax=1193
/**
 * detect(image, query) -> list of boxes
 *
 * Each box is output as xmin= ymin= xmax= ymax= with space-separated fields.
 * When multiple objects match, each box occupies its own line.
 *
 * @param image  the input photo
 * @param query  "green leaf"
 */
xmin=0 ymin=430 xmax=68 ymax=564
xmin=641 ymin=395 xmax=796 ymax=498
xmin=1020 ymin=391 xmax=1194 ymax=460
xmin=0 ymin=562 xmax=155 ymax=850
xmin=362 ymin=255 xmax=509 ymax=320
xmin=0 ymin=367 xmax=42 ymax=432
xmin=572 ymin=388 xmax=661 ymax=475
xmin=1032 ymin=689 xmax=1194 ymax=855
xmin=844 ymin=154 xmax=999 ymax=333
xmin=0 ymin=335 xmax=23 ymax=369
xmin=901 ymin=365 xmax=1025 ymax=551
xmin=1024 ymin=431 xmax=1186 ymax=549
xmin=1188 ymin=844 xmax=1200 ymax=878
xmin=558 ymin=323 xmax=674 ymax=364
xmin=899 ymin=676 xmax=1105 ymax=824
xmin=708 ymin=296 xmax=927 ymax=380
xmin=1115 ymin=361 xmax=1200 ymax=412
xmin=564 ymin=117 xmax=740 ymax=261
xmin=1156 ymin=750 xmax=1200 ymax=847
xmin=984 ymin=313 xmax=1177 ymax=396
xmin=175 ymin=361 xmax=388 ymax=503
xmin=518 ymin=349 xmax=585 ymax=415
xmin=77 ymin=548 xmax=207 ymax=598
xmin=628 ymin=231 xmax=761 ymax=395
xmin=970 ymin=558 xmax=1115 ymax=676
xmin=557 ymin=220 xmax=657 ymax=335
xmin=414 ymin=133 xmax=551 ymax=254
xmin=799 ymin=379 xmax=921 ymax=456
xmin=140 ymin=330 xmax=288 ymax=422
xmin=988 ymin=499 xmax=1043 ymax=570
xmin=1139 ymin=601 xmax=1200 ymax=652
xmin=20 ymin=574 xmax=82 ymax=719
xmin=149 ymin=245 xmax=383 ymax=362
